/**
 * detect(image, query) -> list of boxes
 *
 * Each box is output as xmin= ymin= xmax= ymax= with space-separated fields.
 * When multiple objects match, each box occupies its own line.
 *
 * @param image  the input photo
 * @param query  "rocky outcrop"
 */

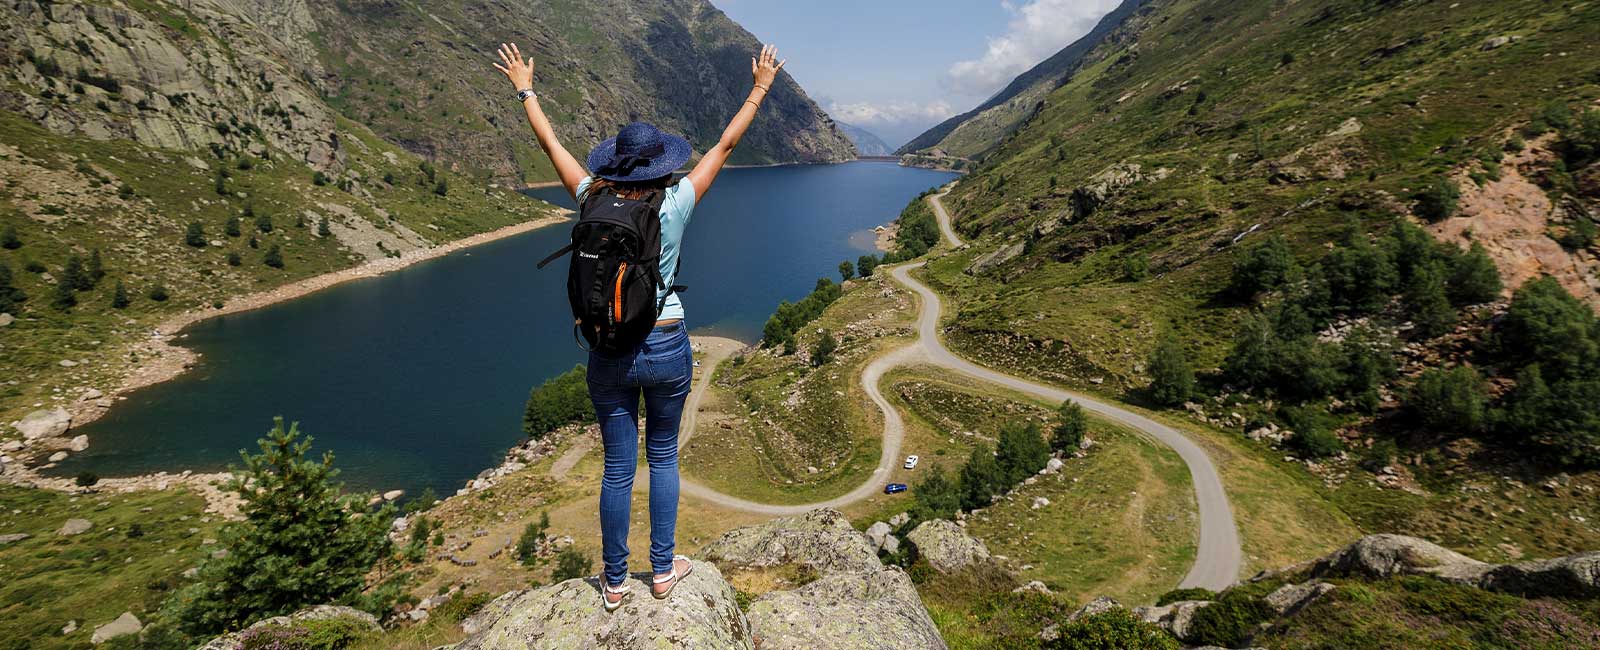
xmin=906 ymin=519 xmax=992 ymax=574
xmin=90 ymin=612 xmax=142 ymax=644
xmin=1309 ymin=534 xmax=1493 ymax=585
xmin=699 ymin=508 xmax=880 ymax=575
xmin=457 ymin=509 xmax=946 ymax=650
xmin=745 ymin=568 xmax=944 ymax=650
xmin=455 ymin=561 xmax=752 ymax=650
xmin=1132 ymin=600 xmax=1210 ymax=640
xmin=199 ymin=605 xmax=381 ymax=650
xmin=1310 ymin=534 xmax=1600 ymax=599
xmin=1264 ymin=581 xmax=1336 ymax=617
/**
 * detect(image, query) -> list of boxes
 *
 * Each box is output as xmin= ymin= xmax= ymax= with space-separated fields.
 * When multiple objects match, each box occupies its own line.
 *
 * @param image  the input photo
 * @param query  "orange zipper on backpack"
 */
xmin=613 ymin=262 xmax=627 ymax=322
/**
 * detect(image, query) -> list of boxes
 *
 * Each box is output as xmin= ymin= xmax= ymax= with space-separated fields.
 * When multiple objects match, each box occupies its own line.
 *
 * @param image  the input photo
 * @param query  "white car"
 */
xmin=903 ymin=455 xmax=920 ymax=470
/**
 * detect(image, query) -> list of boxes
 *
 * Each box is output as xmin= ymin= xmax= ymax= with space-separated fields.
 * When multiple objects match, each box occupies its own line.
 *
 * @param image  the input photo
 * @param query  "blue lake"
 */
xmin=54 ymin=162 xmax=956 ymax=496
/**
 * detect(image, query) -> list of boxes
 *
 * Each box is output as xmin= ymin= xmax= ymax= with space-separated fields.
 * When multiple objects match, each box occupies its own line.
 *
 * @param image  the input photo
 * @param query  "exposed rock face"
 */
xmin=746 ymin=568 xmax=946 ymax=650
xmin=966 ymin=241 xmax=1024 ymax=275
xmin=906 ymin=519 xmax=992 ymax=574
xmin=198 ymin=605 xmax=381 ymax=650
xmin=1311 ymin=534 xmax=1600 ymax=599
xmin=699 ymin=508 xmax=880 ymax=575
xmin=1133 ymin=600 xmax=1210 ymax=640
xmin=15 ymin=407 xmax=71 ymax=440
xmin=1310 ymin=534 xmax=1492 ymax=585
xmin=1265 ymin=581 xmax=1336 ymax=616
xmin=456 ymin=561 xmax=752 ymax=650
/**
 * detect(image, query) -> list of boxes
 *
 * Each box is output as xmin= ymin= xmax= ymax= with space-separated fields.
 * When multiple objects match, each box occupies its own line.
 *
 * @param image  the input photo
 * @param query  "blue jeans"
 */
xmin=586 ymin=321 xmax=693 ymax=586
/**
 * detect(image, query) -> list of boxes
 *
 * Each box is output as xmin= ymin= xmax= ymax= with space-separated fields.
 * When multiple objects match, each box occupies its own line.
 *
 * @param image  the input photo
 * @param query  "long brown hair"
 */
xmin=588 ymin=174 xmax=675 ymax=201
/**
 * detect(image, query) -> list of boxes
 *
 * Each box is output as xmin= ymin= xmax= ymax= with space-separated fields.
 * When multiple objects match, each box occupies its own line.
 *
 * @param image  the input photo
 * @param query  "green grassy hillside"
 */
xmin=903 ymin=0 xmax=1600 ymax=562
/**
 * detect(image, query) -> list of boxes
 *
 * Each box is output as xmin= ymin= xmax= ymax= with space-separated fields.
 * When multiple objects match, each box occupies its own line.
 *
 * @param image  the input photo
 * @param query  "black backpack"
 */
xmin=537 ymin=186 xmax=681 ymax=356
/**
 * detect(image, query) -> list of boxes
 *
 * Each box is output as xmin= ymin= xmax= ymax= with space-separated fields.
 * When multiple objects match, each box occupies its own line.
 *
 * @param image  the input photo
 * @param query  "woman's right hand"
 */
xmin=751 ymin=44 xmax=785 ymax=90
xmin=493 ymin=42 xmax=535 ymax=92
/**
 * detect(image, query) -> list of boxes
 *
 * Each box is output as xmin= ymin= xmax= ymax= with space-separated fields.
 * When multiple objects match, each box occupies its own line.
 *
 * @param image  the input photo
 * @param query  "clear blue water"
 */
xmin=53 ymin=162 xmax=955 ymax=496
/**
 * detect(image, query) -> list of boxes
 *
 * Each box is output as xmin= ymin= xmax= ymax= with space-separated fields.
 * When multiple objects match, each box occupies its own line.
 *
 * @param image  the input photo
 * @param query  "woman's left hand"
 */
xmin=493 ymin=42 xmax=535 ymax=91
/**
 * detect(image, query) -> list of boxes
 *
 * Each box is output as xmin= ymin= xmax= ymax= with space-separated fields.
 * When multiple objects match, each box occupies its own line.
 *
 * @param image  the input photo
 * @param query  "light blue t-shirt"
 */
xmin=574 ymin=176 xmax=696 ymax=321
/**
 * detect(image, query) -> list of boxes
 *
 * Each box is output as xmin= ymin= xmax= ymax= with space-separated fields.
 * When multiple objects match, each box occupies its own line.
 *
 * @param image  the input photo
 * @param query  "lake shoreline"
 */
xmin=65 ymin=214 xmax=570 ymax=437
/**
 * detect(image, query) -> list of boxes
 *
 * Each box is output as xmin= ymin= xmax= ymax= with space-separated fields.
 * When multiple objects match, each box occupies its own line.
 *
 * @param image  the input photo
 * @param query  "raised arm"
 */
xmin=686 ymin=45 xmax=785 ymax=199
xmin=494 ymin=42 xmax=587 ymax=202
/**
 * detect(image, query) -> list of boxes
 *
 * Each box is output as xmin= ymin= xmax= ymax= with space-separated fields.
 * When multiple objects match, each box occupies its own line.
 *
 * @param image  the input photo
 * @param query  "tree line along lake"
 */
xmin=51 ymin=162 xmax=958 ymax=497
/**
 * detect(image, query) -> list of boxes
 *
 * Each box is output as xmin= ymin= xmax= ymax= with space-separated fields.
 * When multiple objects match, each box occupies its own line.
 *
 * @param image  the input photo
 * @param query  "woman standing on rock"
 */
xmin=493 ymin=41 xmax=786 ymax=611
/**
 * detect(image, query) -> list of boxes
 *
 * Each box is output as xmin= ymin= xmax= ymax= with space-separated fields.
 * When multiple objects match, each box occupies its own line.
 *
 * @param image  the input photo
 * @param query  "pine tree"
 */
xmin=1414 ymin=178 xmax=1460 ymax=222
xmin=1447 ymin=243 xmax=1501 ymax=306
xmin=0 ymin=224 xmax=20 ymax=249
xmin=911 ymin=467 xmax=961 ymax=521
xmin=1223 ymin=313 xmax=1277 ymax=389
xmin=810 ymin=330 xmax=837 ymax=366
xmin=857 ymin=254 xmax=879 ymax=277
xmin=434 ymin=179 xmax=449 ymax=197
xmin=86 ymin=249 xmax=104 ymax=286
xmin=1147 ymin=333 xmax=1196 ymax=406
xmin=52 ymin=279 xmax=76 ymax=310
xmin=1052 ymin=400 xmax=1088 ymax=454
xmin=838 ymin=260 xmax=855 ymax=281
xmin=110 ymin=280 xmax=130 ymax=309
xmin=255 ymin=213 xmax=273 ymax=233
xmin=62 ymin=255 xmax=92 ymax=291
xmin=1404 ymin=258 xmax=1457 ymax=338
xmin=0 ymin=264 xmax=24 ymax=313
xmin=224 ymin=216 xmax=242 ymax=238
xmin=263 ymin=244 xmax=284 ymax=269
xmin=958 ymin=443 xmax=1001 ymax=511
xmin=995 ymin=421 xmax=1050 ymax=485
xmin=317 ymin=217 xmax=331 ymax=238
xmin=227 ymin=251 xmax=241 ymax=266
xmin=1410 ymin=366 xmax=1487 ymax=432
xmin=166 ymin=417 xmax=394 ymax=634
xmin=185 ymin=221 xmax=207 ymax=247
xmin=1227 ymin=235 xmax=1298 ymax=302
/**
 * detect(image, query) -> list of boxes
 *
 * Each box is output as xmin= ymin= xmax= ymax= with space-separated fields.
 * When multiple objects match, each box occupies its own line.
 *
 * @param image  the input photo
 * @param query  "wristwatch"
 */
xmin=516 ymin=88 xmax=537 ymax=102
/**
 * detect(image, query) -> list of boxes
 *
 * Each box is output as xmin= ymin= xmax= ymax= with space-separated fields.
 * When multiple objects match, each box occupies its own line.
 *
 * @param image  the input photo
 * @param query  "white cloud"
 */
xmin=826 ymin=100 xmax=955 ymax=127
xmin=945 ymin=0 xmax=1123 ymax=98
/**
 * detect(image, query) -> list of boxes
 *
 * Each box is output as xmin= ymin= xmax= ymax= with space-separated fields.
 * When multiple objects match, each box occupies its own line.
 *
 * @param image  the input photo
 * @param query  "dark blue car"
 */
xmin=884 ymin=483 xmax=908 ymax=494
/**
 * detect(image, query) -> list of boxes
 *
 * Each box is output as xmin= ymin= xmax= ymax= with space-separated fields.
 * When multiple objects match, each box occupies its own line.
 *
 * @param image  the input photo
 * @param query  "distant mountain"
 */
xmin=836 ymin=122 xmax=892 ymax=156
xmin=897 ymin=0 xmax=1147 ymax=163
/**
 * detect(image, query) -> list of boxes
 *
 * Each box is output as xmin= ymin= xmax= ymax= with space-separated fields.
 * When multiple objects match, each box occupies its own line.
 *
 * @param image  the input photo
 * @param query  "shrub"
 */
xmin=516 ymin=512 xmax=550 ymax=565
xmin=1447 ymin=243 xmax=1501 ymax=306
xmin=62 ymin=254 xmax=92 ymax=291
xmin=75 ymin=471 xmax=99 ymax=487
xmin=1184 ymin=592 xmax=1273 ymax=647
xmin=810 ymin=330 xmax=837 ymax=366
xmin=995 ymin=421 xmax=1051 ymax=486
xmin=263 ymin=245 xmax=284 ymax=269
xmin=523 ymin=365 xmax=593 ymax=438
xmin=911 ymin=466 xmax=961 ymax=522
xmin=838 ymin=260 xmax=855 ymax=281
xmin=148 ymin=284 xmax=170 ymax=302
xmin=1559 ymin=216 xmax=1597 ymax=251
xmin=236 ymin=617 xmax=374 ymax=650
xmin=857 ymin=254 xmax=880 ymax=277
xmin=1052 ymin=401 xmax=1088 ymax=454
xmin=0 ymin=264 xmax=25 ymax=313
xmin=1227 ymin=234 xmax=1298 ymax=302
xmin=434 ymin=591 xmax=494 ymax=623
xmin=1410 ymin=366 xmax=1488 ymax=433
xmin=317 ymin=218 xmax=331 ymax=238
xmin=434 ymin=180 xmax=449 ymax=197
xmin=1045 ymin=607 xmax=1179 ymax=650
xmin=1493 ymin=277 xmax=1598 ymax=381
xmin=1123 ymin=252 xmax=1150 ymax=281
xmin=256 ymin=213 xmax=274 ymax=233
xmin=227 ymin=252 xmax=242 ymax=267
xmin=1414 ymin=178 xmax=1460 ymax=222
xmin=225 ymin=217 xmax=242 ymax=237
xmin=1281 ymin=405 xmax=1342 ymax=458
xmin=52 ymin=281 xmax=77 ymax=310
xmin=1157 ymin=587 xmax=1216 ymax=606
xmin=1147 ymin=333 xmax=1195 ymax=406
xmin=551 ymin=547 xmax=592 ymax=582
xmin=312 ymin=171 xmax=328 ymax=186
xmin=0 ymin=225 xmax=20 ymax=249
xmin=959 ymin=443 xmax=1002 ymax=511
xmin=1403 ymin=258 xmax=1457 ymax=338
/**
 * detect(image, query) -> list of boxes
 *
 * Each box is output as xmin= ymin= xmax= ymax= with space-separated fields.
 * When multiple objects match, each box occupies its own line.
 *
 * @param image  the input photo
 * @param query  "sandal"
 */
xmin=602 ymin=580 xmax=631 ymax=612
xmin=651 ymin=555 xmax=695 ymax=599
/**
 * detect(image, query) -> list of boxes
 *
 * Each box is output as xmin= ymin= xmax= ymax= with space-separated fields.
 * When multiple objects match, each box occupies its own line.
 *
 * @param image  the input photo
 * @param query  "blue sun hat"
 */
xmin=586 ymin=122 xmax=693 ymax=182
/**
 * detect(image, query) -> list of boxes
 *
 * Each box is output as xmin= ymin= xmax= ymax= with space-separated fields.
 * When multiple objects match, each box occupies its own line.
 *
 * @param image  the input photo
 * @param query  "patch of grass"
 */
xmin=0 ymin=485 xmax=219 ymax=650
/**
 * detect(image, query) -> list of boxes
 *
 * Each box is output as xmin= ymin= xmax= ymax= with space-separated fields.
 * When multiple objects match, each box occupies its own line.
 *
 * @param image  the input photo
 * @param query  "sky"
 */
xmin=711 ymin=0 xmax=1125 ymax=148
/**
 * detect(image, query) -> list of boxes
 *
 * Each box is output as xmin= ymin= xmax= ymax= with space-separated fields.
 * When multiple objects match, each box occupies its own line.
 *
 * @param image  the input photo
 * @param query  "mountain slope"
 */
xmin=836 ymin=121 xmax=892 ymax=156
xmin=906 ymin=0 xmax=1600 ymax=565
xmin=301 ymin=0 xmax=855 ymax=182
xmin=896 ymin=0 xmax=1147 ymax=163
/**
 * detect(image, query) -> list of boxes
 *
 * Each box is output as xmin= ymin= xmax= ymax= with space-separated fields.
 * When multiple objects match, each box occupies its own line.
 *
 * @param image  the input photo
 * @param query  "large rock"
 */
xmin=58 ymin=519 xmax=92 ymax=536
xmin=906 ymin=519 xmax=991 ymax=574
xmin=90 ymin=612 xmax=142 ymax=644
xmin=1133 ymin=600 xmax=1211 ymax=640
xmin=864 ymin=521 xmax=893 ymax=550
xmin=700 ymin=508 xmax=879 ymax=575
xmin=16 ymin=407 xmax=71 ymax=440
xmin=746 ymin=567 xmax=946 ymax=650
xmin=455 ymin=561 xmax=752 ymax=650
xmin=1310 ymin=534 xmax=1491 ymax=585
xmin=1479 ymin=551 xmax=1600 ymax=599
xmin=198 ymin=605 xmax=381 ymax=650
xmin=1264 ymin=581 xmax=1335 ymax=616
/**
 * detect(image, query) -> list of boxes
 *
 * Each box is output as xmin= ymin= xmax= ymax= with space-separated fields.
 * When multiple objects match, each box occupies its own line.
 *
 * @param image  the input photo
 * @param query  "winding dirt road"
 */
xmin=652 ymin=187 xmax=1241 ymax=589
